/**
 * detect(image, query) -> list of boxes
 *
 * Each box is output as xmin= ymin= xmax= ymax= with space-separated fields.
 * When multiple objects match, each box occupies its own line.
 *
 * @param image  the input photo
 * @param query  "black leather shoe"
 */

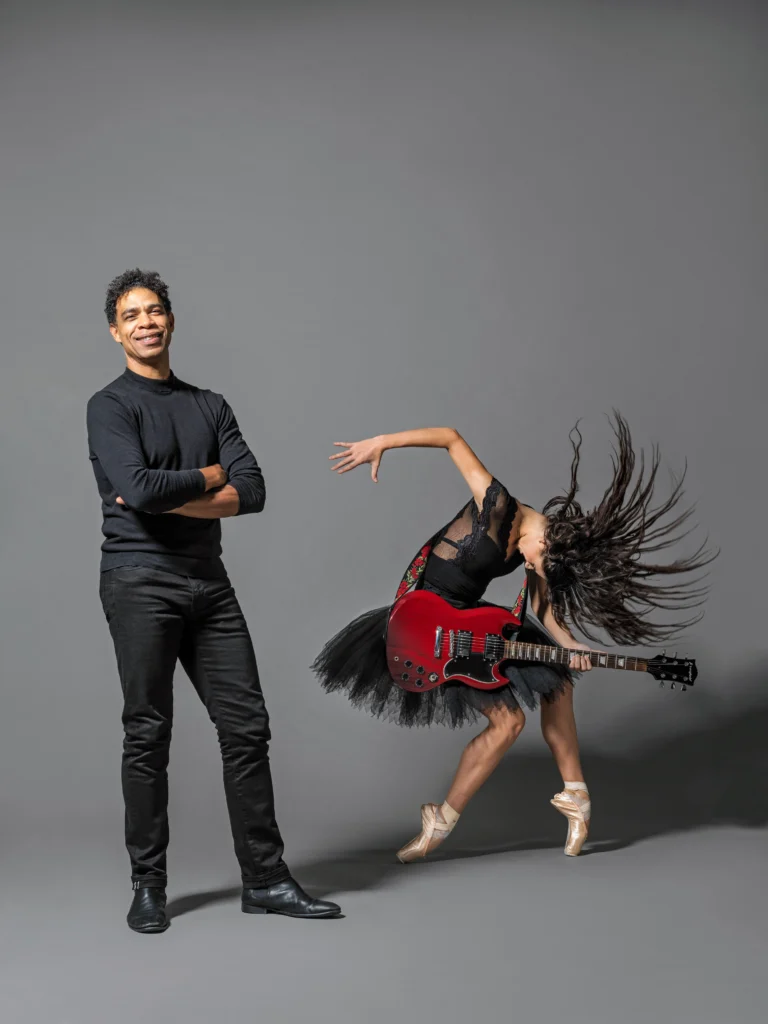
xmin=241 ymin=878 xmax=341 ymax=919
xmin=127 ymin=887 xmax=170 ymax=933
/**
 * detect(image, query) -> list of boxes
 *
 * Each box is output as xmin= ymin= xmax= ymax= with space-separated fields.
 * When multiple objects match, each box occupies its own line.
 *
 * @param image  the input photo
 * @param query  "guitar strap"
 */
xmin=510 ymin=574 xmax=529 ymax=622
xmin=393 ymin=533 xmax=441 ymax=603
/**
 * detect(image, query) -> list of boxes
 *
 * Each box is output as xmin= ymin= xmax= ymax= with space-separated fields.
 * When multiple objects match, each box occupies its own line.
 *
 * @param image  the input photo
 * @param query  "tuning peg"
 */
xmin=674 ymin=651 xmax=678 ymax=659
xmin=681 ymin=685 xmax=687 ymax=692
xmin=671 ymin=682 xmax=676 ymax=689
xmin=658 ymin=681 xmax=665 ymax=688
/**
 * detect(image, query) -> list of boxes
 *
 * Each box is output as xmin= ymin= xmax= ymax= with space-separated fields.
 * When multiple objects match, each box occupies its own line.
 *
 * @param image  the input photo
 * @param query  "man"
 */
xmin=87 ymin=268 xmax=340 ymax=932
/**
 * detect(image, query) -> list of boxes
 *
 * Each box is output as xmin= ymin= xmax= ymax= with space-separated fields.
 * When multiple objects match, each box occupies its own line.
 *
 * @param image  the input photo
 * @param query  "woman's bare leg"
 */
xmin=539 ymin=683 xmax=585 ymax=786
xmin=396 ymin=703 xmax=526 ymax=862
xmin=541 ymin=683 xmax=590 ymax=855
xmin=445 ymin=704 xmax=526 ymax=812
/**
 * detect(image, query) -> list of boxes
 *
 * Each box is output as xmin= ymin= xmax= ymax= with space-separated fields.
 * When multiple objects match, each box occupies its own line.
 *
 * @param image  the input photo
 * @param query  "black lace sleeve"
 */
xmin=432 ymin=477 xmax=518 ymax=563
xmin=480 ymin=478 xmax=518 ymax=556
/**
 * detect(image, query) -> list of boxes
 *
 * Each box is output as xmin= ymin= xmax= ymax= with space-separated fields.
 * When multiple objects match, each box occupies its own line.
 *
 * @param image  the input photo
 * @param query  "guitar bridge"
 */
xmin=434 ymin=626 xmax=443 ymax=658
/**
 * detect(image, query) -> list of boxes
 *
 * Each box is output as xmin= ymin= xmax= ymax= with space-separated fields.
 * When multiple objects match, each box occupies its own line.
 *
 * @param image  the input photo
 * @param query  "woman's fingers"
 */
xmin=330 ymin=440 xmax=382 ymax=478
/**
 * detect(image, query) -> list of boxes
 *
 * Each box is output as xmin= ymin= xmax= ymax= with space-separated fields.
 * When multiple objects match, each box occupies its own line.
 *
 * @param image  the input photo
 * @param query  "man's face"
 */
xmin=109 ymin=287 xmax=174 ymax=362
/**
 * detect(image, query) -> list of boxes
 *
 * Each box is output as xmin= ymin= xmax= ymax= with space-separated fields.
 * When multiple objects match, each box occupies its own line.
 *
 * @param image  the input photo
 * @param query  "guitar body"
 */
xmin=386 ymin=590 xmax=523 ymax=693
xmin=384 ymin=590 xmax=698 ymax=694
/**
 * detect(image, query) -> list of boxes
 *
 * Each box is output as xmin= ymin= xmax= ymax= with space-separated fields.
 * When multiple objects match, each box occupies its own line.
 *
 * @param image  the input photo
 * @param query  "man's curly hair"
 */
xmin=105 ymin=268 xmax=172 ymax=325
xmin=542 ymin=412 xmax=716 ymax=647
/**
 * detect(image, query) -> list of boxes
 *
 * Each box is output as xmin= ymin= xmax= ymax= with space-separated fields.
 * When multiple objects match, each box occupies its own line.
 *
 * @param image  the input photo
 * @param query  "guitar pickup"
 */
xmin=484 ymin=634 xmax=501 ymax=660
xmin=434 ymin=626 xmax=443 ymax=658
xmin=455 ymin=630 xmax=472 ymax=658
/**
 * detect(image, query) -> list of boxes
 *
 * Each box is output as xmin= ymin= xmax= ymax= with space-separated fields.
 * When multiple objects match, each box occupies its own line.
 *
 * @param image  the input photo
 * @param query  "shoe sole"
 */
xmin=241 ymin=904 xmax=340 ymax=919
xmin=128 ymin=922 xmax=170 ymax=933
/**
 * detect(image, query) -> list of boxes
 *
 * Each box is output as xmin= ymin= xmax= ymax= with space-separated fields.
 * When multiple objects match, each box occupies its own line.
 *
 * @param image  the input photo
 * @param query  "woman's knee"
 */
xmin=485 ymin=706 xmax=526 ymax=747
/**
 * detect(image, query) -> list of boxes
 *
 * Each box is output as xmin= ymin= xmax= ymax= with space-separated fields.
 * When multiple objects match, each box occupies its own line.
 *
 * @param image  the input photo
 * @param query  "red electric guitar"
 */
xmin=386 ymin=591 xmax=697 ymax=693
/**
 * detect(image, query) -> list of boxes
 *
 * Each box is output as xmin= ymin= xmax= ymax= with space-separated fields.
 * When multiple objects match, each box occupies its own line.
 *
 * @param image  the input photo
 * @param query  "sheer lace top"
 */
xmin=422 ymin=478 xmax=523 ymax=607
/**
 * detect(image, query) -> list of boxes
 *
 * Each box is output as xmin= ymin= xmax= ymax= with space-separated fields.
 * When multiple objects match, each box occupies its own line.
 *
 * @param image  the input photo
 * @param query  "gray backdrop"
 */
xmin=1 ymin=2 xmax=766 ymax=1022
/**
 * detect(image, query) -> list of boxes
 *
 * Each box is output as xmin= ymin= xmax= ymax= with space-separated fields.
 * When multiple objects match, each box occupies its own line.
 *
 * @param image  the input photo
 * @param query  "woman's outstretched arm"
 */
xmin=330 ymin=428 xmax=493 ymax=509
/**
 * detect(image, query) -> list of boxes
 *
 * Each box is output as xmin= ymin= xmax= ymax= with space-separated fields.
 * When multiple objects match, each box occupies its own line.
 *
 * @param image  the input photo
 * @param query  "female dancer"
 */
xmin=313 ymin=415 xmax=711 ymax=861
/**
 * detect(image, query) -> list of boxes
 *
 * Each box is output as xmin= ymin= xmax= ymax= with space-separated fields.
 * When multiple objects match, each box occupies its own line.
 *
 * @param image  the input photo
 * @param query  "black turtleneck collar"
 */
xmin=122 ymin=366 xmax=177 ymax=395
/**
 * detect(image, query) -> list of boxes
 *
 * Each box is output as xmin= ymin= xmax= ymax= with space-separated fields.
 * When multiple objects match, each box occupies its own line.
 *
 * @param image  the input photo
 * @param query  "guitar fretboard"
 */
xmin=504 ymin=640 xmax=647 ymax=673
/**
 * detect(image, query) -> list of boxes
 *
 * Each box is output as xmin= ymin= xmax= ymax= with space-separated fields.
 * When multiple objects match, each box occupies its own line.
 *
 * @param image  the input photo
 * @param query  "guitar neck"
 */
xmin=504 ymin=640 xmax=648 ymax=673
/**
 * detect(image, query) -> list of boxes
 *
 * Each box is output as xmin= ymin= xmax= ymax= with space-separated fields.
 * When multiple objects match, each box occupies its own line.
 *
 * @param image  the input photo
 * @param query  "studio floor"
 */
xmin=2 ymin=822 xmax=766 ymax=1024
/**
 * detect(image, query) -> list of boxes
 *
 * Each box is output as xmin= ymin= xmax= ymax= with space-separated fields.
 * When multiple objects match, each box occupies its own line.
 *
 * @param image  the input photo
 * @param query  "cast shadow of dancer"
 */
xmin=295 ymin=690 xmax=768 ymax=899
xmin=168 ymin=687 xmax=768 ymax=915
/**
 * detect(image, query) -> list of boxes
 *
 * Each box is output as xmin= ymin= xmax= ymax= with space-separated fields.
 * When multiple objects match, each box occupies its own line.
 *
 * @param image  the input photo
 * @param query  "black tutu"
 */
xmin=312 ymin=605 xmax=572 ymax=729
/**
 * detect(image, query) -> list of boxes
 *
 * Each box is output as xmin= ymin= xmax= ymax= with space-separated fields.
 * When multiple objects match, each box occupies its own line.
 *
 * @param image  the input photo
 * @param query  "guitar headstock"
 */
xmin=647 ymin=651 xmax=698 ymax=690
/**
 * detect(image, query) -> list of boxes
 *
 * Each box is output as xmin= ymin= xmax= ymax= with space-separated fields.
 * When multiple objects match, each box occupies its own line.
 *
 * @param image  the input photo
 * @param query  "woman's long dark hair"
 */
xmin=542 ymin=413 xmax=717 ymax=646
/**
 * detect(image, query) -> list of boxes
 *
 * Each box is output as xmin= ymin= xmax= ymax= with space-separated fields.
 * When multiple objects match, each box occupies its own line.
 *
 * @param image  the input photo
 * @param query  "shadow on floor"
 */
xmin=167 ymin=886 xmax=242 ymax=919
xmin=168 ymin=691 xmax=768 ymax=913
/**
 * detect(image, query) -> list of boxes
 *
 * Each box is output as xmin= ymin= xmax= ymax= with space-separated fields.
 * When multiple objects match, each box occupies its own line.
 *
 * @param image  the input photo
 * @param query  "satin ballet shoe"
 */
xmin=396 ymin=803 xmax=458 ymax=863
xmin=550 ymin=787 xmax=591 ymax=857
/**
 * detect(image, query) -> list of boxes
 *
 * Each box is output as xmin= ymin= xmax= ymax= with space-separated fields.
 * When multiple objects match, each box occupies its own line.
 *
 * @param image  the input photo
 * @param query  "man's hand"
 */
xmin=200 ymin=464 xmax=228 ymax=491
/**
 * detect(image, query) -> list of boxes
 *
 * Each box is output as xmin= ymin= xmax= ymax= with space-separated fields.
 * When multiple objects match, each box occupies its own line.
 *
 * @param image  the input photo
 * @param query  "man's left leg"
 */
xmin=178 ymin=577 xmax=341 ymax=918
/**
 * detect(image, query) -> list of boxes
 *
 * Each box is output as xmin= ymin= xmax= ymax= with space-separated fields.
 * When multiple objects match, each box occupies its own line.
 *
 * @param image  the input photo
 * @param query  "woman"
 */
xmin=313 ymin=414 xmax=712 ymax=861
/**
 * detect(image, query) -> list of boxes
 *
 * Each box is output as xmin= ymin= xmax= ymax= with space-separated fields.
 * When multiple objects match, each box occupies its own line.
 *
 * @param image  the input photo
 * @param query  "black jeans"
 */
xmin=99 ymin=566 xmax=289 ymax=889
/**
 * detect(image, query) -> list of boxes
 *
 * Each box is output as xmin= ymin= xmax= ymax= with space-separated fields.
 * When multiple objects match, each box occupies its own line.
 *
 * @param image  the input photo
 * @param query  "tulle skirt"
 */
xmin=312 ymin=605 xmax=572 ymax=728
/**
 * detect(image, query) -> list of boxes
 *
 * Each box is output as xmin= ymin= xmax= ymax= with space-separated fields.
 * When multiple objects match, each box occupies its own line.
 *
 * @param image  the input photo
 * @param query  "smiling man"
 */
xmin=86 ymin=269 xmax=340 ymax=932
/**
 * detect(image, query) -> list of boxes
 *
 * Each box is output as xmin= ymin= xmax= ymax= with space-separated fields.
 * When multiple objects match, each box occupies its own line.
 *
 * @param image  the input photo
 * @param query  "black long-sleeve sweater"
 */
xmin=86 ymin=367 xmax=265 ymax=578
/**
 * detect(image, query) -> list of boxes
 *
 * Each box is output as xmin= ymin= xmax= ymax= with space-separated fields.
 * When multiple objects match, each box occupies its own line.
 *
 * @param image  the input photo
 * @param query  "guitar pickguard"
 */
xmin=444 ymin=655 xmax=499 ymax=685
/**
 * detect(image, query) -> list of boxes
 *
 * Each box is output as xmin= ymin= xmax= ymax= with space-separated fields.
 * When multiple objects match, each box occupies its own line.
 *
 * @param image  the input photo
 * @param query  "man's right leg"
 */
xmin=99 ymin=567 xmax=187 ymax=889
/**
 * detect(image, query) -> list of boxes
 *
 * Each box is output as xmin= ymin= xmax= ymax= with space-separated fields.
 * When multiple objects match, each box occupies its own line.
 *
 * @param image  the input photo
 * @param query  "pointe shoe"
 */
xmin=551 ymin=789 xmax=591 ymax=856
xmin=396 ymin=804 xmax=455 ymax=863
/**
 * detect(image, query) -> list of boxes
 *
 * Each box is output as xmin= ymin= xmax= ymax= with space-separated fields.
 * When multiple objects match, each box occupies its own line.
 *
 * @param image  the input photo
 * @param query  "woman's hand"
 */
xmin=568 ymin=641 xmax=594 ymax=672
xmin=329 ymin=437 xmax=386 ymax=482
